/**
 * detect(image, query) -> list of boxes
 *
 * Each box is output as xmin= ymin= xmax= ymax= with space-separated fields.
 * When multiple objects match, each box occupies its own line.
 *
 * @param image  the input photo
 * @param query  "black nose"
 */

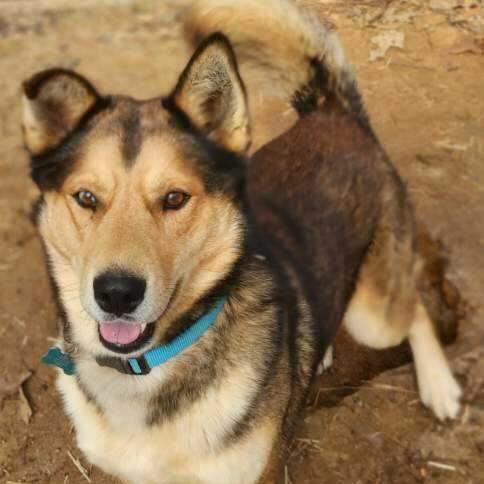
xmin=93 ymin=272 xmax=146 ymax=316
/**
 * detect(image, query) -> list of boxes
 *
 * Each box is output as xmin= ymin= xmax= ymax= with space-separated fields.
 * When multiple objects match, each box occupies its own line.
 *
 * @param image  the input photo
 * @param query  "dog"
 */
xmin=21 ymin=0 xmax=461 ymax=482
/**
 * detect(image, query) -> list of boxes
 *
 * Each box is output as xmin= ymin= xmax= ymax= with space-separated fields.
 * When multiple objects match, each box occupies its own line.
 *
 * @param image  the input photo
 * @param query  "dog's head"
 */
xmin=22 ymin=34 xmax=251 ymax=357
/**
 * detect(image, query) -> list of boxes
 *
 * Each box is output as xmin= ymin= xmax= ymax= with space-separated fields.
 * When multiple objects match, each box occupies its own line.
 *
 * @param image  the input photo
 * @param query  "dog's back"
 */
xmin=248 ymin=101 xmax=387 ymax=354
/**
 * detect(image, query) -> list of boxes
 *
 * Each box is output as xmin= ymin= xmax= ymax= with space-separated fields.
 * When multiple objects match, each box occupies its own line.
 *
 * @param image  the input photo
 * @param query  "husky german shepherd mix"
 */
xmin=22 ymin=0 xmax=461 ymax=482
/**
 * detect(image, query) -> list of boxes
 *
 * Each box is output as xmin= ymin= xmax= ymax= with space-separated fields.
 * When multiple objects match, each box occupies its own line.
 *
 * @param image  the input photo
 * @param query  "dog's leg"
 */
xmin=344 ymin=271 xmax=461 ymax=420
xmin=343 ymin=282 xmax=409 ymax=350
xmin=408 ymin=302 xmax=462 ymax=420
xmin=316 ymin=345 xmax=333 ymax=375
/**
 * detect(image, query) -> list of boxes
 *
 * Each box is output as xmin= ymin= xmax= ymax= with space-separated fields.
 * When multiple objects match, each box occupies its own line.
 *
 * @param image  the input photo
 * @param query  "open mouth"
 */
xmin=97 ymin=283 xmax=180 ymax=355
xmin=98 ymin=320 xmax=155 ymax=354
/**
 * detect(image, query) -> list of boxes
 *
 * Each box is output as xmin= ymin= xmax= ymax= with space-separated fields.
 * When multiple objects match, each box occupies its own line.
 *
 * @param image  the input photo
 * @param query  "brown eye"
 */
xmin=73 ymin=190 xmax=98 ymax=210
xmin=163 ymin=191 xmax=190 ymax=210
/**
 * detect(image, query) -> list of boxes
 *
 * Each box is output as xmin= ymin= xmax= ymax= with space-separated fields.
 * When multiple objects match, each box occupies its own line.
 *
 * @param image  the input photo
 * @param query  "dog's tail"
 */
xmin=184 ymin=0 xmax=367 ymax=123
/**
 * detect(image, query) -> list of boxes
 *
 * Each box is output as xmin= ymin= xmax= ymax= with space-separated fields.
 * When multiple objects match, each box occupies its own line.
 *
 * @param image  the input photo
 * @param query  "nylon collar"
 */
xmin=41 ymin=298 xmax=226 ymax=376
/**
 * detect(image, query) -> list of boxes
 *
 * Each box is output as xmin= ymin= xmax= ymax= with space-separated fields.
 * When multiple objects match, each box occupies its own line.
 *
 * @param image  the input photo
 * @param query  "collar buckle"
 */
xmin=128 ymin=355 xmax=151 ymax=375
xmin=96 ymin=355 xmax=150 ymax=375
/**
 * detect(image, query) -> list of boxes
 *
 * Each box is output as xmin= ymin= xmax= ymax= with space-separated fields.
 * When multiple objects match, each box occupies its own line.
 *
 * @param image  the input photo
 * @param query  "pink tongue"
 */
xmin=100 ymin=321 xmax=142 ymax=345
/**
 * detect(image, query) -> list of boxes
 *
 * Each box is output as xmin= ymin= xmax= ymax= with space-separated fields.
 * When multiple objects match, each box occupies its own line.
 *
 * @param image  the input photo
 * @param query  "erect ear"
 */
xmin=171 ymin=33 xmax=250 ymax=154
xmin=22 ymin=69 xmax=100 ymax=155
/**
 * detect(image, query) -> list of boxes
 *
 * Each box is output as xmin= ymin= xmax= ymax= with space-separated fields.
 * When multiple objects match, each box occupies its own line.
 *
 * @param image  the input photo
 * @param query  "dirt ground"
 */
xmin=0 ymin=1 xmax=483 ymax=483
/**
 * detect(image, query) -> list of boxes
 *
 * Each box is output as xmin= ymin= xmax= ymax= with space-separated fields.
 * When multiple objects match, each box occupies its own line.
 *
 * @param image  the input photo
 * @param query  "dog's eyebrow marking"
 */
xmin=120 ymin=104 xmax=142 ymax=166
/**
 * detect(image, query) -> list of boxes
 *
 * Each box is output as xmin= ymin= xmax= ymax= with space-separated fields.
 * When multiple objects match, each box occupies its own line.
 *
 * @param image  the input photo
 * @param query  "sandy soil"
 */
xmin=0 ymin=1 xmax=483 ymax=483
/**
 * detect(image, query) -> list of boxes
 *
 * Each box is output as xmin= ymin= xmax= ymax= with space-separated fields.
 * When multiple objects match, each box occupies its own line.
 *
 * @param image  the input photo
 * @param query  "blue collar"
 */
xmin=41 ymin=298 xmax=226 ymax=376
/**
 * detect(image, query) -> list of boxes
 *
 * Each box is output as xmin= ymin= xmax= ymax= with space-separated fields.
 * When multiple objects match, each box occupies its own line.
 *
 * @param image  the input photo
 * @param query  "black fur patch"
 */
xmin=23 ymin=68 xmax=98 ymax=102
xmin=119 ymin=104 xmax=142 ymax=165
xmin=29 ymin=96 xmax=111 ymax=190
xmin=291 ymin=57 xmax=374 ymax=136
xmin=291 ymin=58 xmax=329 ymax=115
xmin=29 ymin=196 xmax=44 ymax=226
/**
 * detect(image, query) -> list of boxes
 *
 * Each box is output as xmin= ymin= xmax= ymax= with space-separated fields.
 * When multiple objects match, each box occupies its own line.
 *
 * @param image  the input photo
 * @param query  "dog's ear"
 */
xmin=22 ymin=69 xmax=100 ymax=155
xmin=171 ymin=33 xmax=250 ymax=153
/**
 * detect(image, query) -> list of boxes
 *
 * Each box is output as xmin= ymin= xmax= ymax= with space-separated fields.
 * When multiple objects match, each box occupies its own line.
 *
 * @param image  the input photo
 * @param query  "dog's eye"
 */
xmin=73 ymin=190 xmax=98 ymax=210
xmin=163 ymin=191 xmax=190 ymax=210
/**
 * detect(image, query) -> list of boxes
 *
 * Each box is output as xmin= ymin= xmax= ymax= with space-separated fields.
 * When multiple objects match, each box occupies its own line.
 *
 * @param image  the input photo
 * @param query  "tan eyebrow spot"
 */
xmin=133 ymin=135 xmax=205 ymax=201
xmin=63 ymin=136 xmax=124 ymax=198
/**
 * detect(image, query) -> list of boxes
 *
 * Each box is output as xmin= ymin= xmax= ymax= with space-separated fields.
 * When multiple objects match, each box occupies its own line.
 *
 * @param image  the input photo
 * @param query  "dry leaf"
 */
xmin=369 ymin=31 xmax=405 ymax=62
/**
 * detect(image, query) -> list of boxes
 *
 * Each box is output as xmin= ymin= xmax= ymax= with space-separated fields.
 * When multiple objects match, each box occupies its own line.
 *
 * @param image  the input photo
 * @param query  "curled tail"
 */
xmin=184 ymin=0 xmax=368 ymax=125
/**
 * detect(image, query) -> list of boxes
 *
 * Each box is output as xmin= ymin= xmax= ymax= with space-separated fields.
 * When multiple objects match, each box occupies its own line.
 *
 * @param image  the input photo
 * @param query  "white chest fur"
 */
xmin=57 ymin=361 xmax=274 ymax=484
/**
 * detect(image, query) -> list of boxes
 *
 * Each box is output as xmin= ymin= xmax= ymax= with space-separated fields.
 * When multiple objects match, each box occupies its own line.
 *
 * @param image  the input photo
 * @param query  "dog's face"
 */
xmin=22 ymin=35 xmax=250 ymax=357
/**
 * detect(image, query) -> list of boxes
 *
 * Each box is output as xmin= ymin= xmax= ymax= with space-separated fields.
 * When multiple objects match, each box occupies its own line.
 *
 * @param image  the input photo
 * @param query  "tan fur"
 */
xmin=344 ymin=222 xmax=419 ymax=349
xmin=185 ymin=0 xmax=355 ymax=110
xmin=173 ymin=35 xmax=251 ymax=153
